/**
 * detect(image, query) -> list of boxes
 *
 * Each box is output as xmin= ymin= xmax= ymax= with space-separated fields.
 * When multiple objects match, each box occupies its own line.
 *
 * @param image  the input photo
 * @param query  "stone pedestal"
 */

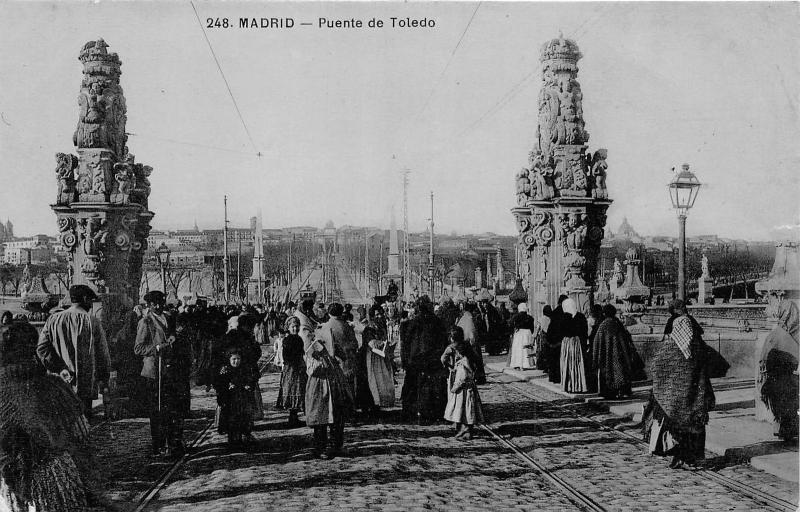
xmin=698 ymin=277 xmax=713 ymax=304
xmin=615 ymin=247 xmax=652 ymax=334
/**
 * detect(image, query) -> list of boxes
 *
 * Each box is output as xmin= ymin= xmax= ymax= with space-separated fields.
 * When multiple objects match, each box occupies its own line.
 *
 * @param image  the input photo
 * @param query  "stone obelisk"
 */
xmin=383 ymin=209 xmax=402 ymax=290
xmin=52 ymin=39 xmax=154 ymax=417
xmin=248 ymin=211 xmax=267 ymax=303
xmin=512 ymin=35 xmax=612 ymax=320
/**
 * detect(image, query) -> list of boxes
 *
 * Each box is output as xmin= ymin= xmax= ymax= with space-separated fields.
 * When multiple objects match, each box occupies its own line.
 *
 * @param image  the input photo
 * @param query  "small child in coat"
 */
xmin=442 ymin=326 xmax=484 ymax=440
xmin=217 ymin=348 xmax=256 ymax=446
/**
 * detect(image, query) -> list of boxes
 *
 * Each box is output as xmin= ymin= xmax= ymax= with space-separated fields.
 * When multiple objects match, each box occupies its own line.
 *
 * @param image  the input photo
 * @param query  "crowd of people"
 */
xmin=0 ymin=282 xmax=797 ymax=509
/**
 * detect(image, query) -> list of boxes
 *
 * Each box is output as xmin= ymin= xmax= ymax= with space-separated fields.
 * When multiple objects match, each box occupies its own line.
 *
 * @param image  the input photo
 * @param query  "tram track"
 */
xmin=488 ymin=377 xmax=796 ymax=512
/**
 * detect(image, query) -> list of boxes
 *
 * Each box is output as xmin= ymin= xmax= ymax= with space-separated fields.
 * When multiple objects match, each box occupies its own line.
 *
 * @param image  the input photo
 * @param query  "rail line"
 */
xmin=132 ymin=418 xmax=216 ymax=512
xmin=480 ymin=421 xmax=607 ymax=511
xmin=490 ymin=378 xmax=796 ymax=512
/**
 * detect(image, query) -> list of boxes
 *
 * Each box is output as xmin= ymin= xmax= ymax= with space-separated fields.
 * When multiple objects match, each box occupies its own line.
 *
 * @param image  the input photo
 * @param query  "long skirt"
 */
xmin=276 ymin=363 xmax=307 ymax=411
xmin=366 ymin=352 xmax=395 ymax=408
xmin=642 ymin=398 xmax=706 ymax=463
xmin=560 ymin=336 xmax=588 ymax=393
xmin=250 ymin=384 xmax=265 ymax=421
xmin=509 ymin=329 xmax=535 ymax=369
xmin=444 ymin=384 xmax=484 ymax=425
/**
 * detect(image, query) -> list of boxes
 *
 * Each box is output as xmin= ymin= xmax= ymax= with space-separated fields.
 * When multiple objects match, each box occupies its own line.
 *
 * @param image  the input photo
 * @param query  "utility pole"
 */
xmin=223 ymin=195 xmax=230 ymax=303
xmin=364 ymin=228 xmax=369 ymax=299
xmin=428 ymin=191 xmax=435 ymax=302
xmin=401 ymin=169 xmax=411 ymax=301
xmin=237 ymin=237 xmax=242 ymax=303
xmin=378 ymin=236 xmax=384 ymax=295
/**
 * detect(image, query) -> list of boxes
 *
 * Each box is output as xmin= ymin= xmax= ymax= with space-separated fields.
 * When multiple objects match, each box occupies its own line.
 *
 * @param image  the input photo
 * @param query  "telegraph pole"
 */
xmin=237 ymin=237 xmax=242 ymax=303
xmin=364 ymin=228 xmax=369 ymax=299
xmin=428 ymin=191 xmax=435 ymax=301
xmin=401 ymin=169 xmax=411 ymax=301
xmin=223 ymin=195 xmax=230 ymax=303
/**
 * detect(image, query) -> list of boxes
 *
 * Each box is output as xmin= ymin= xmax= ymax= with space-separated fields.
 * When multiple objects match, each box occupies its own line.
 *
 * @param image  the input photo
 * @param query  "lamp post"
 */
xmin=668 ymin=163 xmax=701 ymax=302
xmin=155 ymin=242 xmax=171 ymax=294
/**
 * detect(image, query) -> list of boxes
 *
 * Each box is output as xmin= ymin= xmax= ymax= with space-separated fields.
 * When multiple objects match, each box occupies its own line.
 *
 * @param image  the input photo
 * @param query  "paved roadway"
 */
xmin=86 ymin=259 xmax=798 ymax=511
xmin=90 ymin=365 xmax=798 ymax=512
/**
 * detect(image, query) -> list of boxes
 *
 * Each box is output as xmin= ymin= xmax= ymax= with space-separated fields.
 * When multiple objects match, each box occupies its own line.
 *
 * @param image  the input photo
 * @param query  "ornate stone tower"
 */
xmin=52 ymin=40 xmax=154 ymax=410
xmin=513 ymin=36 xmax=612 ymax=320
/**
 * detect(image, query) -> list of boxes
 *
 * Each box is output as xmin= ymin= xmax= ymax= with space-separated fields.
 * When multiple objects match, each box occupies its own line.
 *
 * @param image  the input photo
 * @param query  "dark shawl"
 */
xmin=592 ymin=316 xmax=645 ymax=391
xmin=649 ymin=315 xmax=715 ymax=433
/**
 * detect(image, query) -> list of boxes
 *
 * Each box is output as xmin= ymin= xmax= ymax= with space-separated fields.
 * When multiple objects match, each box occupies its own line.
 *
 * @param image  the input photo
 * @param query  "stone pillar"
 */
xmin=754 ymin=242 xmax=800 ymax=422
xmin=513 ymin=36 xmax=611 ymax=323
xmin=52 ymin=40 xmax=154 ymax=417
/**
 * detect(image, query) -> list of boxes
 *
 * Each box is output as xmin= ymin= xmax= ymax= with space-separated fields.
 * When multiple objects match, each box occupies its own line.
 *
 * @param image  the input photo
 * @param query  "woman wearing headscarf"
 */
xmin=361 ymin=307 xmax=395 ymax=411
xmin=643 ymin=300 xmax=715 ymax=469
xmin=508 ymin=302 xmax=535 ymax=370
xmin=559 ymin=298 xmax=589 ymax=393
xmin=584 ymin=304 xmax=604 ymax=393
xmin=758 ymin=298 xmax=799 ymax=443
xmin=592 ymin=304 xmax=644 ymax=399
xmin=1 ymin=321 xmax=91 ymax=511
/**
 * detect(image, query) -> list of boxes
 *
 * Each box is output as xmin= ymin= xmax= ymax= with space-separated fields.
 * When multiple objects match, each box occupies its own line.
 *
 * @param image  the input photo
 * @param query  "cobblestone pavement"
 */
xmin=92 ymin=365 xmax=799 ymax=512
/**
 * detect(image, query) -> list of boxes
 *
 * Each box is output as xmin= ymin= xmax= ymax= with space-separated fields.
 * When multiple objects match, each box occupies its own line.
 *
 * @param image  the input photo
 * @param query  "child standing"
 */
xmin=217 ymin=348 xmax=256 ymax=446
xmin=275 ymin=316 xmax=307 ymax=427
xmin=442 ymin=326 xmax=484 ymax=440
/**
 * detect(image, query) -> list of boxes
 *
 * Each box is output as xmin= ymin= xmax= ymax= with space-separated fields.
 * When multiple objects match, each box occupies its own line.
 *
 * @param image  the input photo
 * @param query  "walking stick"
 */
xmin=158 ymin=352 xmax=162 ymax=413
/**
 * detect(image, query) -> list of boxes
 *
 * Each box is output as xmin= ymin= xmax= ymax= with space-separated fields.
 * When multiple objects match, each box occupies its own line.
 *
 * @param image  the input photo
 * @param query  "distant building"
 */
xmin=4 ymin=235 xmax=53 ymax=265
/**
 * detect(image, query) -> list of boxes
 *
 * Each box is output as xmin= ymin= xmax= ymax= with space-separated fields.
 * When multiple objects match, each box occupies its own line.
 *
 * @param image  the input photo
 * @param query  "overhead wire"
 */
xmin=189 ymin=1 xmax=261 ymax=158
xmin=125 ymin=132 xmax=259 ymax=156
xmin=394 ymin=2 xmax=482 ymax=162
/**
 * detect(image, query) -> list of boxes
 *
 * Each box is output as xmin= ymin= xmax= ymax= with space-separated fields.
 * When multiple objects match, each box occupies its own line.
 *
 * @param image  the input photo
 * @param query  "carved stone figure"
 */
xmin=55 ymin=152 xmax=79 ymax=204
xmin=529 ymin=151 xmax=555 ymax=200
xmin=112 ymin=162 xmax=135 ymax=204
xmin=73 ymin=39 xmax=127 ymax=158
xmin=516 ymin=168 xmax=531 ymax=205
xmin=701 ymin=253 xmax=710 ymax=278
xmin=589 ymin=149 xmax=608 ymax=199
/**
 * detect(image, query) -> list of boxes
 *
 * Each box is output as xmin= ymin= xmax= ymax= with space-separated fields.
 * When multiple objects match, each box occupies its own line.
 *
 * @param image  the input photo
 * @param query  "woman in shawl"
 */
xmin=1 ymin=321 xmax=91 ymax=511
xmin=508 ymin=302 xmax=536 ymax=370
xmin=592 ymin=304 xmax=644 ymax=399
xmin=758 ymin=298 xmax=799 ymax=443
xmin=361 ymin=308 xmax=395 ymax=411
xmin=441 ymin=326 xmax=484 ymax=439
xmin=642 ymin=300 xmax=715 ymax=469
xmin=584 ymin=304 xmax=604 ymax=393
xmin=298 ymin=301 xmax=353 ymax=459
xmin=276 ymin=316 xmax=307 ymax=427
xmin=559 ymin=298 xmax=589 ymax=393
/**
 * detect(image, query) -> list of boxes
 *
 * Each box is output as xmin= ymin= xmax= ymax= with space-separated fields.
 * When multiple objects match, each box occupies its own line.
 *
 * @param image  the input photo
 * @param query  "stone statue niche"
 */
xmin=512 ymin=35 xmax=612 ymax=321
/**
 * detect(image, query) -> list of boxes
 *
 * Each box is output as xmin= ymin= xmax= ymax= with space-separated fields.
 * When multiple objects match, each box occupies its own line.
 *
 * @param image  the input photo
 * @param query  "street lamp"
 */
xmin=155 ymin=242 xmax=171 ymax=293
xmin=668 ymin=163 xmax=701 ymax=302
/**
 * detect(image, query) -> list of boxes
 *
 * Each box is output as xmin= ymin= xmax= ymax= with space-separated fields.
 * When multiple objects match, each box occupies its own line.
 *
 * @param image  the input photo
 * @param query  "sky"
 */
xmin=0 ymin=1 xmax=798 ymax=241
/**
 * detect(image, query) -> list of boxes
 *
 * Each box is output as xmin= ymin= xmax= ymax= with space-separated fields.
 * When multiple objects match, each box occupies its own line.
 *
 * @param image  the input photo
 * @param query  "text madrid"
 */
xmin=236 ymin=17 xmax=436 ymax=29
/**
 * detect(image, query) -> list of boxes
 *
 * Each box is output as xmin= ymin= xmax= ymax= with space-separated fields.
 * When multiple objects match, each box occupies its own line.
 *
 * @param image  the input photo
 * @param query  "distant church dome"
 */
xmin=617 ymin=217 xmax=639 ymax=239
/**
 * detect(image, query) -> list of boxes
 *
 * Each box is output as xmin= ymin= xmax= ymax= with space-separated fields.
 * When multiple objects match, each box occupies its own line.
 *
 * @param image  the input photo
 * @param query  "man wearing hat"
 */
xmin=135 ymin=290 xmax=184 ymax=456
xmin=37 ymin=284 xmax=112 ymax=419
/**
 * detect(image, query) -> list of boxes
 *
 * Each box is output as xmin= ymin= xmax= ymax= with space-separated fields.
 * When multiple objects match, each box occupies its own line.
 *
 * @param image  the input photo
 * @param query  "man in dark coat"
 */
xmin=134 ymin=291 xmax=187 ymax=457
xmin=400 ymin=296 xmax=448 ymax=422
